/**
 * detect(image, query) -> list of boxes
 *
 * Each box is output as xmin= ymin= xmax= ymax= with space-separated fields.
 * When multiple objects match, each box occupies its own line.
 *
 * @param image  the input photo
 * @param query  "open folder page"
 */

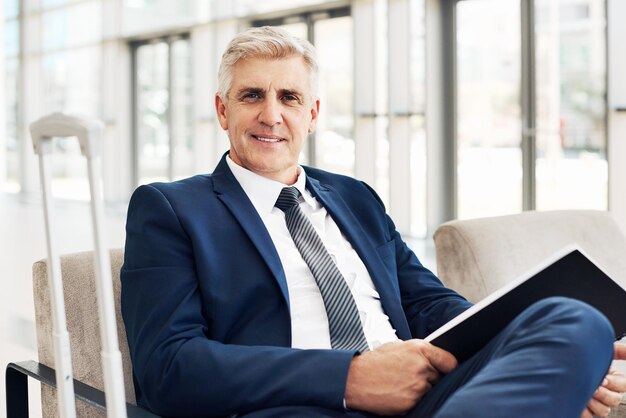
xmin=425 ymin=246 xmax=626 ymax=363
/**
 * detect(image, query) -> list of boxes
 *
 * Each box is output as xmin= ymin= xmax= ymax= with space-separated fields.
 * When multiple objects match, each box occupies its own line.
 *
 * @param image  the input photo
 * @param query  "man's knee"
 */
xmin=527 ymin=297 xmax=613 ymax=336
xmin=522 ymin=297 xmax=614 ymax=365
xmin=430 ymin=298 xmax=616 ymax=418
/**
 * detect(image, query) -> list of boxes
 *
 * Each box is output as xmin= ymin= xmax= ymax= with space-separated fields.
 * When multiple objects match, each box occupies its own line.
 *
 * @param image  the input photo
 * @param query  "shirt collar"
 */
xmin=226 ymin=155 xmax=315 ymax=215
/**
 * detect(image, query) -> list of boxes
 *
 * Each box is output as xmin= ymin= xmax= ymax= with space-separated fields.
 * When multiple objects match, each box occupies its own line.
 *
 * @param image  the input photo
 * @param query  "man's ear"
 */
xmin=215 ymin=94 xmax=229 ymax=130
xmin=308 ymin=98 xmax=320 ymax=134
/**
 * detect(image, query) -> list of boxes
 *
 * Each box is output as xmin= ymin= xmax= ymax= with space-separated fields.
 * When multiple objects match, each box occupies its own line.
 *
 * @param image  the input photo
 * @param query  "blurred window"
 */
xmin=314 ymin=15 xmax=355 ymax=177
xmin=41 ymin=0 xmax=80 ymax=8
xmin=4 ymin=19 xmax=19 ymax=56
xmin=237 ymin=0 xmax=330 ymax=17
xmin=535 ymin=0 xmax=607 ymax=210
xmin=456 ymin=0 xmax=523 ymax=219
xmin=276 ymin=22 xmax=308 ymax=39
xmin=42 ymin=47 xmax=101 ymax=116
xmin=559 ymin=4 xmax=590 ymax=22
xmin=4 ymin=58 xmax=20 ymax=193
xmin=410 ymin=116 xmax=427 ymax=237
xmin=3 ymin=1 xmax=20 ymax=193
xmin=133 ymin=35 xmax=193 ymax=186
xmin=41 ymin=47 xmax=102 ymax=199
xmin=42 ymin=1 xmax=102 ymax=51
xmin=123 ymin=0 xmax=195 ymax=35
xmin=453 ymin=0 xmax=607 ymax=219
xmin=4 ymin=0 xmax=19 ymax=18
xmin=136 ymin=41 xmax=169 ymax=184
xmin=171 ymin=38 xmax=194 ymax=181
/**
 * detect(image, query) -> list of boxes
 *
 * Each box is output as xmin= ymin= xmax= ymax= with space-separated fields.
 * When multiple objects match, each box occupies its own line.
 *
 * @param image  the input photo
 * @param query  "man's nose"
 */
xmin=258 ymin=98 xmax=283 ymax=126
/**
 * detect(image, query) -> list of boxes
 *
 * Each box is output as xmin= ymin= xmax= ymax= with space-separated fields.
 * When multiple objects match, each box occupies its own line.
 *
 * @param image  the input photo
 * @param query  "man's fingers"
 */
xmin=422 ymin=367 xmax=441 ymax=384
xmin=580 ymin=407 xmax=594 ymax=418
xmin=604 ymin=371 xmax=626 ymax=394
xmin=423 ymin=343 xmax=458 ymax=374
xmin=593 ymin=385 xmax=623 ymax=408
xmin=345 ymin=340 xmax=447 ymax=415
xmin=614 ymin=343 xmax=626 ymax=361
xmin=587 ymin=397 xmax=612 ymax=417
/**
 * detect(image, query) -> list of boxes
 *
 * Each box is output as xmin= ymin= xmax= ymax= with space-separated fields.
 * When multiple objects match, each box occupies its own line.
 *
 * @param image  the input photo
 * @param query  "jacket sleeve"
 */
xmin=121 ymin=184 xmax=355 ymax=417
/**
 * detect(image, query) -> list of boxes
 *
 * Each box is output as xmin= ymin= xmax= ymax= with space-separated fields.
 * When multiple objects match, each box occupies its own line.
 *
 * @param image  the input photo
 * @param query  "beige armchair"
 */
xmin=6 ymin=249 xmax=158 ymax=417
xmin=433 ymin=209 xmax=626 ymax=417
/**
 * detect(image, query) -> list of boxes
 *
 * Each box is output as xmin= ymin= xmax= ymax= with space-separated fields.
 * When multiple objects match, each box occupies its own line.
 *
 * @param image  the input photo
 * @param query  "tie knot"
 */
xmin=275 ymin=187 xmax=301 ymax=212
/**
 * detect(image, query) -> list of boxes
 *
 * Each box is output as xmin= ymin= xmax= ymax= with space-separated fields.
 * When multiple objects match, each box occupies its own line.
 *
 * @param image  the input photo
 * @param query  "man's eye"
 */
xmin=282 ymin=94 xmax=299 ymax=103
xmin=242 ymin=93 xmax=261 ymax=102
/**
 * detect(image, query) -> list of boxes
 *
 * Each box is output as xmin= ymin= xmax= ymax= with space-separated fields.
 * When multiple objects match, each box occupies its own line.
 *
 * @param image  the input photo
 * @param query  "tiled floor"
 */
xmin=0 ymin=191 xmax=437 ymax=417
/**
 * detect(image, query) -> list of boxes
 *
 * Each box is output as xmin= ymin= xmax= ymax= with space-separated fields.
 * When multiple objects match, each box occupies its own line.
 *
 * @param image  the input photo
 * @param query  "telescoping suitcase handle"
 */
xmin=31 ymin=113 xmax=127 ymax=418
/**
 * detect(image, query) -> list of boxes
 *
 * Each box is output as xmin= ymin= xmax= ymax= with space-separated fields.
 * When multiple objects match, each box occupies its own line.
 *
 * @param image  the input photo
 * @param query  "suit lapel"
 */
xmin=210 ymin=155 xmax=410 ymax=337
xmin=212 ymin=156 xmax=290 ymax=308
xmin=305 ymin=175 xmax=411 ymax=339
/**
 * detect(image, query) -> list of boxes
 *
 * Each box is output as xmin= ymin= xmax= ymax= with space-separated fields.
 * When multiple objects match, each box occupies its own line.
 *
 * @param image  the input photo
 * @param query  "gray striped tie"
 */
xmin=275 ymin=186 xmax=369 ymax=352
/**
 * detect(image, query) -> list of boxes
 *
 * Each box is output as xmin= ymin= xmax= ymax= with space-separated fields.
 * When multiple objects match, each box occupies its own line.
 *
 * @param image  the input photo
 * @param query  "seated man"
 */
xmin=121 ymin=26 xmax=625 ymax=418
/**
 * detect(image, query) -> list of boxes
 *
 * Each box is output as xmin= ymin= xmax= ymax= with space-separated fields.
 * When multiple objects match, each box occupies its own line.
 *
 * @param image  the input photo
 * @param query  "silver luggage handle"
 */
xmin=31 ymin=112 xmax=127 ymax=418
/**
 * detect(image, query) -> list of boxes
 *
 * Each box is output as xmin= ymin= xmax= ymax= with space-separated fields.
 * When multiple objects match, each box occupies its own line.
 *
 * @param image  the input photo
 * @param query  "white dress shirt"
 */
xmin=226 ymin=156 xmax=399 ymax=350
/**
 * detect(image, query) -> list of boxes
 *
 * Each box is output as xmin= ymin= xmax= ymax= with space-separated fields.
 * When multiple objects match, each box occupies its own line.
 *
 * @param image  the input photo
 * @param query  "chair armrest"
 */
xmin=6 ymin=361 xmax=160 ymax=418
xmin=610 ymin=403 xmax=626 ymax=418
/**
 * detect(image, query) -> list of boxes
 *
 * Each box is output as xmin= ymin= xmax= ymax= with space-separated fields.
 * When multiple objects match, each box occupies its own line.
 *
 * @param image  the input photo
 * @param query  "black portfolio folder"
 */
xmin=426 ymin=247 xmax=626 ymax=363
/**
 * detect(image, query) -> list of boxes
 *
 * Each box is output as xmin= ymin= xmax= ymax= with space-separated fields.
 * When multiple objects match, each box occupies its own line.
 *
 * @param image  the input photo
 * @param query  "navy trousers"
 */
xmin=241 ymin=297 xmax=615 ymax=418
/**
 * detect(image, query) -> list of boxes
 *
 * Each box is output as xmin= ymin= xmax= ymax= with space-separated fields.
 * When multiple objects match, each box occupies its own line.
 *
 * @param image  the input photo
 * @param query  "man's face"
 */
xmin=215 ymin=56 xmax=320 ymax=185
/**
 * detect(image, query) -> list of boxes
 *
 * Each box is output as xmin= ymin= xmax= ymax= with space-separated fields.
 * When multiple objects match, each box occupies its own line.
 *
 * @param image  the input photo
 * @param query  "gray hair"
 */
xmin=217 ymin=26 xmax=319 ymax=100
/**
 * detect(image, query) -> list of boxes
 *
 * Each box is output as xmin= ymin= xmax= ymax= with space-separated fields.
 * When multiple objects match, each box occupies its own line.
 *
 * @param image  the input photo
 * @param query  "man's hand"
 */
xmin=581 ymin=343 xmax=626 ymax=418
xmin=344 ymin=339 xmax=457 ymax=416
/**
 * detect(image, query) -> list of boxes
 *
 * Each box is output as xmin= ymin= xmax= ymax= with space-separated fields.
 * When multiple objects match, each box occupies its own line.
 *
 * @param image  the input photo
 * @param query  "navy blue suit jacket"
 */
xmin=121 ymin=154 xmax=471 ymax=417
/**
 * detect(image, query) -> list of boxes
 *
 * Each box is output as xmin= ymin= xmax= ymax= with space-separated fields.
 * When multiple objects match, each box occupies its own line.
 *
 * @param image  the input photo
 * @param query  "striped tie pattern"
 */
xmin=275 ymin=186 xmax=369 ymax=352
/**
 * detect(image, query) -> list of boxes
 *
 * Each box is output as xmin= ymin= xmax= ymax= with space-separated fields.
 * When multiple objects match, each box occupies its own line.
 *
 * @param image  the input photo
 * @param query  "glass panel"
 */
xmin=375 ymin=116 xmax=389 ymax=208
xmin=42 ymin=1 xmax=102 ymax=50
xmin=456 ymin=0 xmax=522 ymax=219
xmin=236 ymin=0 xmax=329 ymax=17
xmin=41 ymin=47 xmax=101 ymax=199
xmin=49 ymin=137 xmax=90 ymax=200
xmin=42 ymin=0 xmax=71 ymax=8
xmin=123 ymin=0 xmax=194 ymax=35
xmin=4 ymin=19 xmax=19 ymax=57
xmin=277 ymin=22 xmax=308 ymax=41
xmin=314 ymin=16 xmax=355 ymax=176
xmin=534 ymin=0 xmax=607 ymax=210
xmin=410 ymin=0 xmax=426 ymax=236
xmin=410 ymin=116 xmax=427 ymax=237
xmin=136 ymin=42 xmax=170 ymax=185
xmin=375 ymin=0 xmax=388 ymax=202
xmin=410 ymin=0 xmax=426 ymax=114
xmin=4 ymin=58 xmax=20 ymax=193
xmin=42 ymin=47 xmax=101 ymax=116
xmin=4 ymin=0 xmax=19 ymax=18
xmin=171 ymin=38 xmax=194 ymax=180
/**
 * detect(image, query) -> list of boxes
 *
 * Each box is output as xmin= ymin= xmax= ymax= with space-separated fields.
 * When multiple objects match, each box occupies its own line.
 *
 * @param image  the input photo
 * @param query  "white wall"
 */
xmin=608 ymin=0 xmax=626 ymax=234
xmin=101 ymin=1 xmax=133 ymax=203
xmin=353 ymin=0 xmax=379 ymax=187
xmin=0 ymin=4 xmax=5 ymax=188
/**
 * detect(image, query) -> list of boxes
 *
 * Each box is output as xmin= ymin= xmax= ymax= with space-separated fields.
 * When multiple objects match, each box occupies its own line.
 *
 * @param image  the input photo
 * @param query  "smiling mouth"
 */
xmin=252 ymin=134 xmax=284 ymax=143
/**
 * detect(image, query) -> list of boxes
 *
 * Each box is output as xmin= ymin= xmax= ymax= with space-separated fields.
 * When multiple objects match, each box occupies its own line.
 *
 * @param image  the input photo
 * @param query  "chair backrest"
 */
xmin=433 ymin=210 xmax=626 ymax=304
xmin=32 ymin=248 xmax=134 ymax=417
